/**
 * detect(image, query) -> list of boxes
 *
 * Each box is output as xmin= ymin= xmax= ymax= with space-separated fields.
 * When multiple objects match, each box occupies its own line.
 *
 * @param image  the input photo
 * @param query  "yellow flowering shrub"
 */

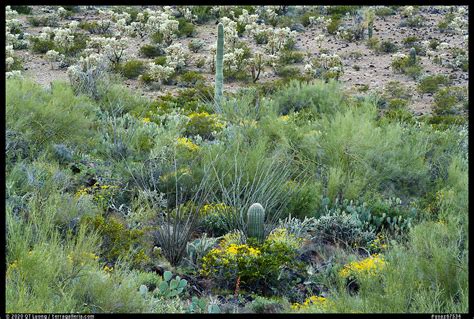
xmin=185 ymin=111 xmax=225 ymax=139
xmin=176 ymin=137 xmax=200 ymax=152
xmin=339 ymin=254 xmax=386 ymax=279
xmin=368 ymin=233 xmax=388 ymax=253
xmin=291 ymin=295 xmax=328 ymax=311
xmin=200 ymin=228 xmax=304 ymax=292
xmin=75 ymin=182 xmax=119 ymax=211
xmin=81 ymin=215 xmax=150 ymax=268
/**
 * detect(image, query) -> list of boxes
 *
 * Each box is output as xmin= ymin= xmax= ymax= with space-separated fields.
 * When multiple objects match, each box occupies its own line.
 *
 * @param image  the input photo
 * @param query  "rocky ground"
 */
xmin=16 ymin=6 xmax=469 ymax=115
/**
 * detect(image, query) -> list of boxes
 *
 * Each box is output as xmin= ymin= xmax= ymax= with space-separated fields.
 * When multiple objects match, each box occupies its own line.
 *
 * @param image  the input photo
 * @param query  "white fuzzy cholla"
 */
xmin=53 ymin=28 xmax=75 ymax=51
xmin=112 ymin=11 xmax=132 ymax=23
xmin=308 ymin=16 xmax=326 ymax=27
xmin=147 ymin=63 xmax=175 ymax=83
xmin=176 ymin=6 xmax=197 ymax=22
xmin=145 ymin=9 xmax=179 ymax=46
xmin=401 ymin=6 xmax=415 ymax=17
xmin=223 ymin=47 xmax=248 ymax=72
xmin=6 ymin=26 xmax=28 ymax=49
xmin=392 ymin=52 xmax=407 ymax=60
xmin=45 ymin=49 xmax=65 ymax=69
xmin=237 ymin=9 xmax=259 ymax=26
xmin=6 ymin=6 xmax=19 ymax=20
xmin=57 ymin=7 xmax=68 ymax=18
xmin=315 ymin=34 xmax=325 ymax=48
xmin=220 ymin=17 xmax=239 ymax=49
xmin=6 ymin=70 xmax=23 ymax=79
xmin=265 ymin=27 xmax=297 ymax=55
xmin=319 ymin=53 xmax=343 ymax=69
xmin=6 ymin=18 xmax=22 ymax=32
xmin=87 ymin=36 xmax=128 ymax=64
xmin=448 ymin=16 xmax=468 ymax=35
xmin=165 ymin=42 xmax=188 ymax=70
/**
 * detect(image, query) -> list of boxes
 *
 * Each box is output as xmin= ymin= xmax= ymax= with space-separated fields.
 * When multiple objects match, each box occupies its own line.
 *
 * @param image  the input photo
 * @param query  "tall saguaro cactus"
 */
xmin=214 ymin=23 xmax=224 ymax=108
xmin=409 ymin=47 xmax=417 ymax=65
xmin=368 ymin=21 xmax=373 ymax=39
xmin=247 ymin=203 xmax=265 ymax=243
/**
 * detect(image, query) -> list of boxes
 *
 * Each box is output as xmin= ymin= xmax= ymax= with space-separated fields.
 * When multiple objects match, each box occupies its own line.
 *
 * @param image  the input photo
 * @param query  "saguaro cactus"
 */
xmin=368 ymin=21 xmax=373 ymax=39
xmin=247 ymin=203 xmax=265 ymax=243
xmin=409 ymin=47 xmax=417 ymax=65
xmin=214 ymin=23 xmax=224 ymax=107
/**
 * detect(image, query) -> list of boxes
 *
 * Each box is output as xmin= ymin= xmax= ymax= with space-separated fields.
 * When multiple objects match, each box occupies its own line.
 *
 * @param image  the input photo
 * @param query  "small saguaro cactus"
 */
xmin=409 ymin=47 xmax=417 ymax=65
xmin=247 ymin=203 xmax=265 ymax=243
xmin=214 ymin=23 xmax=224 ymax=108
xmin=368 ymin=21 xmax=373 ymax=39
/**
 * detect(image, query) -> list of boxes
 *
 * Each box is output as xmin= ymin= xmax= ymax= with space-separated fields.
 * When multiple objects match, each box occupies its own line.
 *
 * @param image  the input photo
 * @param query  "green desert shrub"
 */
xmin=139 ymin=44 xmax=164 ymax=58
xmin=6 ymin=79 xmax=98 ymax=153
xmin=116 ymin=59 xmax=146 ymax=79
xmin=268 ymin=79 xmax=346 ymax=116
xmin=418 ymin=74 xmax=451 ymax=94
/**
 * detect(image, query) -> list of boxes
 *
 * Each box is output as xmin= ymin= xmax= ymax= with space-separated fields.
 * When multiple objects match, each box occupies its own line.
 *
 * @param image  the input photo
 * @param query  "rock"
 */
xmin=369 ymin=64 xmax=375 ymax=68
xmin=290 ymin=23 xmax=305 ymax=32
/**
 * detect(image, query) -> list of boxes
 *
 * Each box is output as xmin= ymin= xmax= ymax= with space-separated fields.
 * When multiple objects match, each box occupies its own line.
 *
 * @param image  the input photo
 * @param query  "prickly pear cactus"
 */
xmin=247 ymin=203 xmax=265 ymax=243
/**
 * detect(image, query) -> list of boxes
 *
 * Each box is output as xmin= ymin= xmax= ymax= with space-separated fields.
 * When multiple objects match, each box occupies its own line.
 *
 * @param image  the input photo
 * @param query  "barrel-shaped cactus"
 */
xmin=247 ymin=203 xmax=265 ymax=243
xmin=409 ymin=47 xmax=417 ymax=65
xmin=214 ymin=23 xmax=224 ymax=107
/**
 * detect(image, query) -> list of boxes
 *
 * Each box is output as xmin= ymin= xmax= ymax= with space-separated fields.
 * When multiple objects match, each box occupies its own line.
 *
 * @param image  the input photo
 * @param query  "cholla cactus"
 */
xmin=53 ymin=27 xmax=75 ymax=53
xmin=147 ymin=62 xmax=175 ymax=85
xmin=165 ymin=42 xmax=188 ymax=71
xmin=146 ymin=9 xmax=179 ymax=46
xmin=401 ymin=6 xmax=415 ymax=17
xmin=247 ymin=203 xmax=265 ymax=243
xmin=45 ymin=50 xmax=64 ymax=69
xmin=87 ymin=36 xmax=127 ymax=64
xmin=6 ymin=6 xmax=19 ymax=19
xmin=67 ymin=53 xmax=110 ymax=98
xmin=57 ymin=6 xmax=68 ymax=19
xmin=6 ymin=70 xmax=23 ymax=79
xmin=265 ymin=27 xmax=297 ymax=55
xmin=220 ymin=17 xmax=238 ymax=50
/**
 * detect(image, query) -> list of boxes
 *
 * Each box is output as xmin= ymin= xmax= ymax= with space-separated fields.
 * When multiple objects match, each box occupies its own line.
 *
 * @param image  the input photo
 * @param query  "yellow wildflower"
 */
xmin=142 ymin=117 xmax=151 ymax=123
xmin=177 ymin=137 xmax=200 ymax=152
xmin=339 ymin=254 xmax=386 ymax=278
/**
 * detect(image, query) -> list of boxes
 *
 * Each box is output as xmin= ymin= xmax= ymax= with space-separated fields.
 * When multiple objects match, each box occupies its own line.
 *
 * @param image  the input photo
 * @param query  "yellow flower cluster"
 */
xmin=142 ymin=117 xmax=151 ymax=123
xmin=369 ymin=233 xmax=388 ymax=251
xmin=103 ymin=265 xmax=114 ymax=273
xmin=67 ymin=251 xmax=100 ymax=266
xmin=201 ymin=243 xmax=261 ymax=277
xmin=200 ymin=203 xmax=232 ymax=216
xmin=339 ymin=254 xmax=386 ymax=279
xmin=279 ymin=115 xmax=290 ymax=122
xmin=75 ymin=182 xmax=118 ymax=199
xmin=177 ymin=137 xmax=200 ymax=152
xmin=291 ymin=295 xmax=328 ymax=310
xmin=188 ymin=111 xmax=226 ymax=130
xmin=266 ymin=228 xmax=302 ymax=250
xmin=226 ymin=244 xmax=261 ymax=256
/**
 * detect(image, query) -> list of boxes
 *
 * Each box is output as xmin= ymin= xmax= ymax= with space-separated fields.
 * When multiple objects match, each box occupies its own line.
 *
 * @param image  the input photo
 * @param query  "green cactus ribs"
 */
xmin=214 ymin=23 xmax=224 ymax=108
xmin=247 ymin=203 xmax=265 ymax=243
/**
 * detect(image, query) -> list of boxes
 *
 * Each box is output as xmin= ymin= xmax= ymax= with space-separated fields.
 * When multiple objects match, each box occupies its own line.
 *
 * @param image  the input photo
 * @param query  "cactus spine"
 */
xmin=214 ymin=23 xmax=224 ymax=107
xmin=409 ymin=47 xmax=417 ymax=65
xmin=247 ymin=203 xmax=265 ymax=243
